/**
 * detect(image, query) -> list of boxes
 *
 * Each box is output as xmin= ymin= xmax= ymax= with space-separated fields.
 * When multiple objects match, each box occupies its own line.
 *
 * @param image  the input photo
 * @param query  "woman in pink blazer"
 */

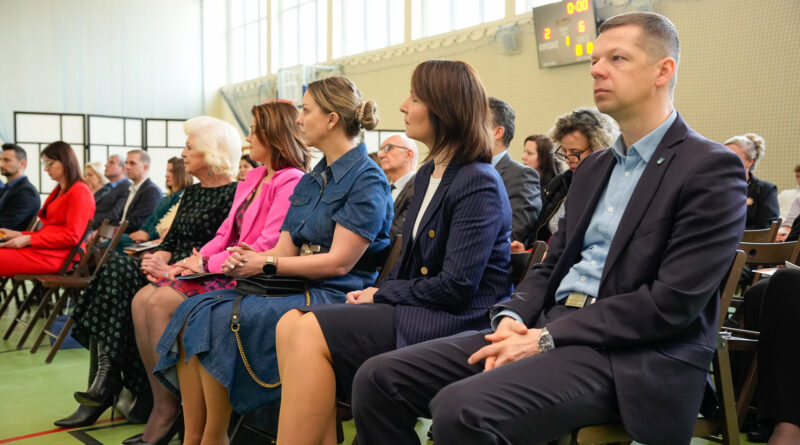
xmin=123 ymin=102 xmax=310 ymax=445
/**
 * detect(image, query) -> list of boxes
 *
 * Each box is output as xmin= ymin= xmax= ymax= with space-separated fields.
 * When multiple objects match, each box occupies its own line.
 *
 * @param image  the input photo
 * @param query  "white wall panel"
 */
xmin=16 ymin=114 xmax=60 ymax=143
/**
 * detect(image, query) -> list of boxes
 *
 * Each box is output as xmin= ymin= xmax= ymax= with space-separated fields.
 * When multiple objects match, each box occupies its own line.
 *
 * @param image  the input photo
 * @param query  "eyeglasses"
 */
xmin=249 ymin=126 xmax=265 ymax=136
xmin=554 ymin=146 xmax=591 ymax=163
xmin=379 ymin=144 xmax=410 ymax=154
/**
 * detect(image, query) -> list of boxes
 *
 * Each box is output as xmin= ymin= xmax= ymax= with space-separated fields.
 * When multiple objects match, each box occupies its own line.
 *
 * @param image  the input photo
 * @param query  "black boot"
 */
xmin=54 ymin=402 xmax=114 ymax=428
xmin=74 ymin=343 xmax=123 ymax=406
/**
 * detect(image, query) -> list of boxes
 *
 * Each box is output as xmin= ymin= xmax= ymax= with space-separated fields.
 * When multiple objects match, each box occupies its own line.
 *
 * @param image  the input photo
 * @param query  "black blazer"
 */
xmin=374 ymin=161 xmax=513 ymax=348
xmin=390 ymin=174 xmax=415 ymax=239
xmin=746 ymin=173 xmax=779 ymax=229
xmin=121 ymin=177 xmax=163 ymax=233
xmin=496 ymin=114 xmax=747 ymax=444
xmin=92 ymin=179 xmax=131 ymax=229
xmin=494 ymin=152 xmax=542 ymax=243
xmin=0 ymin=176 xmax=40 ymax=230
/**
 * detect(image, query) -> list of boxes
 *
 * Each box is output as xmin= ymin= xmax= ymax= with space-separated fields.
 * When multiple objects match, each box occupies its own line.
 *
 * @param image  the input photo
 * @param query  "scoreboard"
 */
xmin=533 ymin=0 xmax=598 ymax=68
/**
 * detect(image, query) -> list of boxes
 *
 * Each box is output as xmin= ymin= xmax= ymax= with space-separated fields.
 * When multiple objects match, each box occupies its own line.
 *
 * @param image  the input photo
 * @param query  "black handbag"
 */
xmin=234 ymin=273 xmax=308 ymax=298
xmin=230 ymin=274 xmax=309 ymax=388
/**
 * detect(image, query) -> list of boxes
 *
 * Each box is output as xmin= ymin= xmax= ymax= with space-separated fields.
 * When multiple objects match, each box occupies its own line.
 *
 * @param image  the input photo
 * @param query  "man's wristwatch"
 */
xmin=262 ymin=255 xmax=278 ymax=275
xmin=538 ymin=327 xmax=555 ymax=352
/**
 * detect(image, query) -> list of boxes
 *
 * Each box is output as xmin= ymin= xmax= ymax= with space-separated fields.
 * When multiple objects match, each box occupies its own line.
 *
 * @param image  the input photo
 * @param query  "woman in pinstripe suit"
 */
xmin=274 ymin=59 xmax=514 ymax=445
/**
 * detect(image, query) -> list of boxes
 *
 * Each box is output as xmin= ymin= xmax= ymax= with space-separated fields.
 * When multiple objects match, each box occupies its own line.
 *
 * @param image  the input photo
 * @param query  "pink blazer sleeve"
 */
xmin=198 ymin=178 xmax=252 ymax=264
xmin=203 ymin=168 xmax=303 ymax=273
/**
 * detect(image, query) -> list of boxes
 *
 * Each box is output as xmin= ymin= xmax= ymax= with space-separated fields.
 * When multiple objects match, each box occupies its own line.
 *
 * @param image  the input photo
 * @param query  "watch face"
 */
xmin=262 ymin=257 xmax=277 ymax=274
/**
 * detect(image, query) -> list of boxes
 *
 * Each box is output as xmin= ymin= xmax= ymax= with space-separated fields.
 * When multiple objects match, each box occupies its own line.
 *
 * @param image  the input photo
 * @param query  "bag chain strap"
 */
xmin=230 ymin=290 xmax=312 ymax=388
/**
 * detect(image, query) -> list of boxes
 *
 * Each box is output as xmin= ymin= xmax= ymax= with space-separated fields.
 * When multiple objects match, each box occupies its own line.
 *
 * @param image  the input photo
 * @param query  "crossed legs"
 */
xmin=131 ymin=284 xmax=184 ymax=441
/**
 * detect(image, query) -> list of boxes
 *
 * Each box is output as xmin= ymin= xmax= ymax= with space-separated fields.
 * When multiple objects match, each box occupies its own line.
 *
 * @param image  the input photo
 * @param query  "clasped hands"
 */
xmin=468 ymin=317 xmax=542 ymax=372
xmin=0 ymin=228 xmax=31 ymax=249
xmin=345 ymin=287 xmax=378 ymax=304
xmin=222 ymin=242 xmax=264 ymax=277
xmin=141 ymin=251 xmax=172 ymax=282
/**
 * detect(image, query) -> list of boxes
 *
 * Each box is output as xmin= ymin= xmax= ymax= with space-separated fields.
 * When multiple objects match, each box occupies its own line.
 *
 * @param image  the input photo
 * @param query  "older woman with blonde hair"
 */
xmin=84 ymin=161 xmax=108 ymax=194
xmin=55 ymin=116 xmax=241 ymax=430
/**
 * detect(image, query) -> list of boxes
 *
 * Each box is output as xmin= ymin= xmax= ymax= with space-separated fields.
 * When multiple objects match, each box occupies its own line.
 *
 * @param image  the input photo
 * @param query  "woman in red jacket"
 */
xmin=0 ymin=141 xmax=95 ymax=276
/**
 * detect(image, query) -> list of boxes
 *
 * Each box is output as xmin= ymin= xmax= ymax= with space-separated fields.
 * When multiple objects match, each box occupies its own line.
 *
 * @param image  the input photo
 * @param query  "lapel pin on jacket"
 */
xmin=656 ymin=157 xmax=665 ymax=165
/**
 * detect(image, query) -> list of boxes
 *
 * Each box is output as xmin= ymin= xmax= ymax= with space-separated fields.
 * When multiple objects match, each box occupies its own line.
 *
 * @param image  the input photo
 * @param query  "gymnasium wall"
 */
xmin=213 ymin=0 xmax=798 ymax=189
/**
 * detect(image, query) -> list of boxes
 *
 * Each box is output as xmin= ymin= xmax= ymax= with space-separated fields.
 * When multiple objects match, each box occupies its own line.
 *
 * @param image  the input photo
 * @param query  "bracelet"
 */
xmin=201 ymin=255 xmax=210 ymax=272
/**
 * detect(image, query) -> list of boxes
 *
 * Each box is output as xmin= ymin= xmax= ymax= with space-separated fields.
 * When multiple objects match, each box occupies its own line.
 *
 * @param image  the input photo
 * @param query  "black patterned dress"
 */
xmin=72 ymin=182 xmax=237 ymax=398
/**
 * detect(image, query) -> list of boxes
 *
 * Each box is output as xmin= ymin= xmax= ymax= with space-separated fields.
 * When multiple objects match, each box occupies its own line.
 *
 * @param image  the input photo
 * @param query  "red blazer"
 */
xmin=27 ymin=182 xmax=95 ymax=250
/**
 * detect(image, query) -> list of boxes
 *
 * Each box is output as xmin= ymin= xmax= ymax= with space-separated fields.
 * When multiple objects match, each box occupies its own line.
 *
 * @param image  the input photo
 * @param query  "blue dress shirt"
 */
xmin=493 ymin=111 xmax=677 ymax=328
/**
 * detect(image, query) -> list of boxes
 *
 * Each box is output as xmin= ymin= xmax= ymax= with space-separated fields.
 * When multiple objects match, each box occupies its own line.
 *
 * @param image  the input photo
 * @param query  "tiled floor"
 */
xmin=0 ymin=288 xmax=758 ymax=444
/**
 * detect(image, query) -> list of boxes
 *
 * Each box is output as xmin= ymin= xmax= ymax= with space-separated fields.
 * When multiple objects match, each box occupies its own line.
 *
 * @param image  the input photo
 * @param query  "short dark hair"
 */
xmin=127 ymin=149 xmax=150 ymax=166
xmin=411 ymin=59 xmax=493 ymax=165
xmin=41 ymin=141 xmax=84 ymax=191
xmin=794 ymin=164 xmax=800 ymax=173
xmin=240 ymin=154 xmax=259 ymax=168
xmin=2 ymin=143 xmax=27 ymax=162
xmin=488 ymin=97 xmax=516 ymax=148
xmin=598 ymin=12 xmax=680 ymax=93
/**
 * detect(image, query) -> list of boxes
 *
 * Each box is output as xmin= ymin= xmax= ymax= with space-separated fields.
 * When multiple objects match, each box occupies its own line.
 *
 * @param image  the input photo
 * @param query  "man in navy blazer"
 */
xmin=118 ymin=150 xmax=162 ymax=233
xmin=488 ymin=98 xmax=542 ymax=244
xmin=350 ymin=13 xmax=747 ymax=445
xmin=0 ymin=143 xmax=40 ymax=231
xmin=91 ymin=154 xmax=130 ymax=230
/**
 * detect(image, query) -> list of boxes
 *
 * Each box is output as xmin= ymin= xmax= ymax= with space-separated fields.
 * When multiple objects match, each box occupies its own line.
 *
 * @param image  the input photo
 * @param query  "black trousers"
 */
xmin=757 ymin=268 xmax=800 ymax=427
xmin=351 ymin=305 xmax=621 ymax=445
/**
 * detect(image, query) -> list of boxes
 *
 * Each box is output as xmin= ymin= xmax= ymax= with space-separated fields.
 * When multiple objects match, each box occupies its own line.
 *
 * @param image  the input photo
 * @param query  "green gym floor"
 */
xmin=0 ymin=295 xmax=757 ymax=445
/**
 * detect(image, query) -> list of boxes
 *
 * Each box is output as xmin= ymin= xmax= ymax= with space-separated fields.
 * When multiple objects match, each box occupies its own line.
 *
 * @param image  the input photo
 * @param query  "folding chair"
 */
xmin=741 ymin=219 xmax=782 ymax=243
xmin=0 ymin=217 xmax=43 ymax=312
xmin=0 ymin=216 xmax=40 ymax=306
xmin=1 ymin=220 xmax=92 ymax=337
xmin=27 ymin=220 xmax=128 ymax=363
xmin=720 ymin=239 xmax=800 ymax=429
xmin=558 ymin=250 xmax=747 ymax=445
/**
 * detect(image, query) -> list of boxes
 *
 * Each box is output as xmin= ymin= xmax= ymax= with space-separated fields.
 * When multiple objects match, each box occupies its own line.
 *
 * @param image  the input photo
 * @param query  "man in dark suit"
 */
xmin=0 ymin=143 xmax=40 ymax=230
xmin=377 ymin=134 xmax=418 ymax=239
xmin=91 ymin=154 xmax=130 ymax=230
xmin=118 ymin=149 xmax=162 ymax=233
xmin=488 ymin=97 xmax=542 ymax=244
xmin=350 ymin=12 xmax=747 ymax=445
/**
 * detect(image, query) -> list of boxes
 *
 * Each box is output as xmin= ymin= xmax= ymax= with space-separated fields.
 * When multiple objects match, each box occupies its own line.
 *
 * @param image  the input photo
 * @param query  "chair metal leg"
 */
xmin=15 ymin=287 xmax=58 ymax=349
xmin=0 ymin=280 xmax=26 ymax=319
xmin=46 ymin=315 xmax=75 ymax=364
xmin=3 ymin=282 xmax=42 ymax=340
xmin=31 ymin=288 xmax=73 ymax=354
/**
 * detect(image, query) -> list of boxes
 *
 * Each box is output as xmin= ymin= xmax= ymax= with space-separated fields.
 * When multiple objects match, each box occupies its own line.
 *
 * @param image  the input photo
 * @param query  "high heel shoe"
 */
xmin=54 ymin=398 xmax=117 ymax=428
xmin=74 ymin=343 xmax=123 ymax=406
xmin=126 ymin=409 xmax=183 ymax=445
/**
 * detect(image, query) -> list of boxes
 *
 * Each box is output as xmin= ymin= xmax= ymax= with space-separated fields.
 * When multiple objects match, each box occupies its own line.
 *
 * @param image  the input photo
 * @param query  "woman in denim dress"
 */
xmin=152 ymin=76 xmax=392 ymax=445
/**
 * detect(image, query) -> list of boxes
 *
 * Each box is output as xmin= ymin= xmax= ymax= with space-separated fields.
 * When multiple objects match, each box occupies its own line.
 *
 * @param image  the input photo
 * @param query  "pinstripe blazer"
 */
xmin=373 ymin=161 xmax=513 ymax=347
